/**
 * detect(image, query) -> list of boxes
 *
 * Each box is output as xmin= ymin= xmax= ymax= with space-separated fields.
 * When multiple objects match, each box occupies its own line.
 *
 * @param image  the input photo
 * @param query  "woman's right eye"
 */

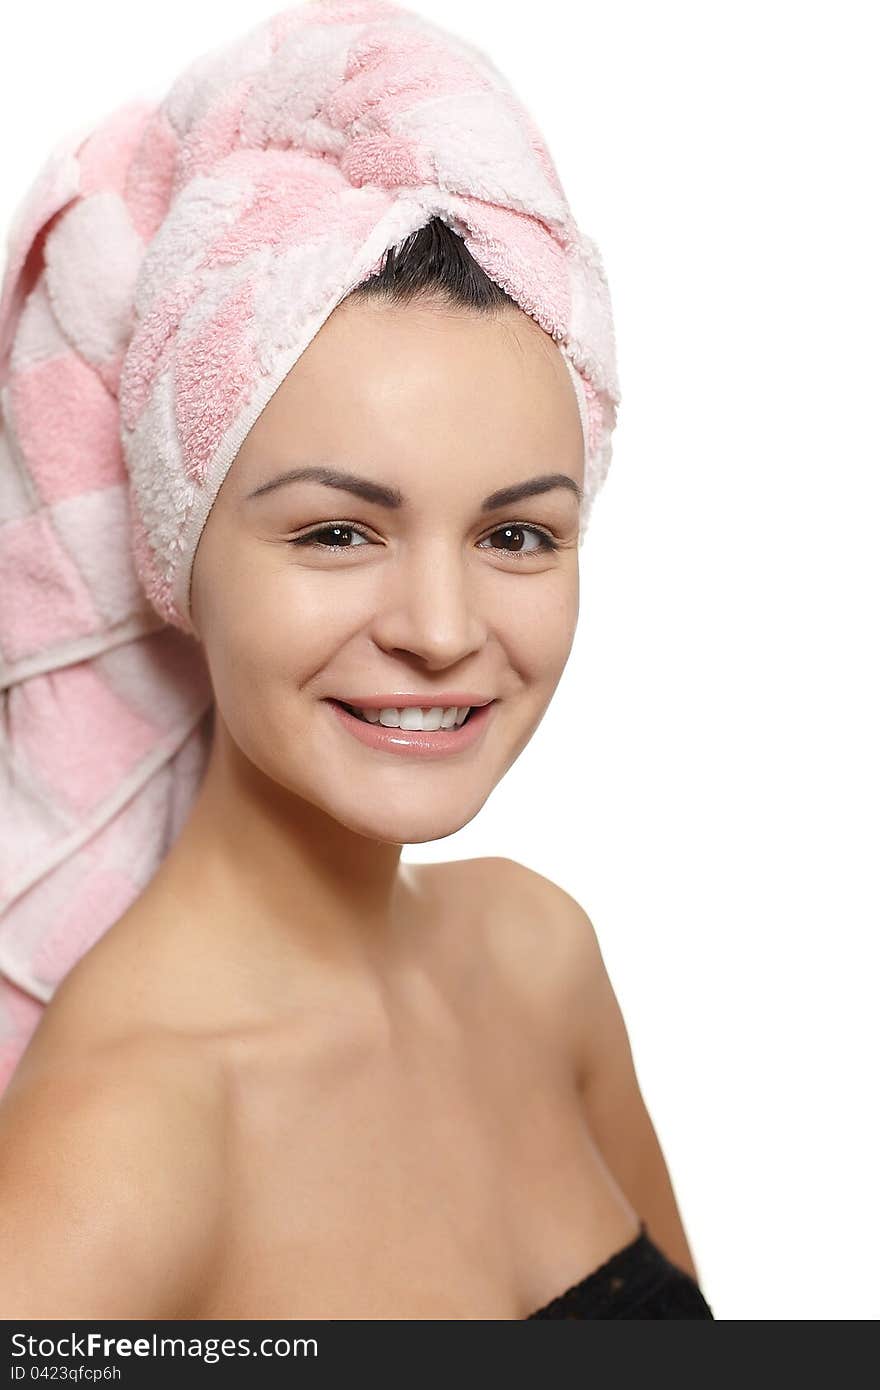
xmin=289 ymin=524 xmax=373 ymax=549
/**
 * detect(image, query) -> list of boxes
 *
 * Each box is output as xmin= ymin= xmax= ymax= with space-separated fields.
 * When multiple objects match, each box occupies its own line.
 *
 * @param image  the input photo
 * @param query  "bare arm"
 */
xmin=568 ymin=913 xmax=702 ymax=1282
xmin=494 ymin=858 xmax=703 ymax=1284
xmin=0 ymin=1051 xmax=222 ymax=1318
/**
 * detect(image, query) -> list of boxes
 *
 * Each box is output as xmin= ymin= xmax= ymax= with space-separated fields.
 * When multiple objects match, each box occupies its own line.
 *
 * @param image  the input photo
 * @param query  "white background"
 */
xmin=2 ymin=1 xmax=877 ymax=1319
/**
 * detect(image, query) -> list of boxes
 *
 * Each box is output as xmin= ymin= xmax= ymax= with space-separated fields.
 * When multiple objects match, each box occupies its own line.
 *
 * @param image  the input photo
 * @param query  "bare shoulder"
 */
xmin=462 ymin=854 xmax=601 ymax=961
xmin=419 ymin=855 xmax=607 ymax=1054
xmin=0 ymin=1021 xmax=226 ymax=1318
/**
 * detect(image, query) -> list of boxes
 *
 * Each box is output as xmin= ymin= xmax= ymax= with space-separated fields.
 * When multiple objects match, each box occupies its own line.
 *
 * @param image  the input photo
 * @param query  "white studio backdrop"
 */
xmin=1 ymin=0 xmax=877 ymax=1321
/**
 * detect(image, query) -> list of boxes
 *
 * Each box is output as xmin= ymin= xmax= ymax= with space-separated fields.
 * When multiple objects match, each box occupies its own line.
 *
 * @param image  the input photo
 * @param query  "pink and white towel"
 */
xmin=0 ymin=0 xmax=620 ymax=1095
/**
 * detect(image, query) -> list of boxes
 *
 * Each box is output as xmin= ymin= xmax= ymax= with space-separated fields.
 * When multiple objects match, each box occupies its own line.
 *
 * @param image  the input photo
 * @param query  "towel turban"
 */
xmin=0 ymin=0 xmax=621 ymax=1094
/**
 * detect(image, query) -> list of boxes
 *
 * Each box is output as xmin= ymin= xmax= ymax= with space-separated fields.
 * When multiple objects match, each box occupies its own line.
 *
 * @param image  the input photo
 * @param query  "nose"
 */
xmin=369 ymin=538 xmax=488 ymax=670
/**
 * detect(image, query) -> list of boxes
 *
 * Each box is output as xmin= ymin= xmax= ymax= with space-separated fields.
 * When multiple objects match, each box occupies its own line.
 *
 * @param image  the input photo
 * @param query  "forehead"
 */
xmin=228 ymin=299 xmax=584 ymax=498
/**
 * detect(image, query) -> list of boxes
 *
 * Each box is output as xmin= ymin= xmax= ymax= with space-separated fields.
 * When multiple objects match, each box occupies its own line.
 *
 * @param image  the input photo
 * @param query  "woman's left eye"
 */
xmin=288 ymin=522 xmax=559 ymax=556
xmin=477 ymin=524 xmax=559 ymax=556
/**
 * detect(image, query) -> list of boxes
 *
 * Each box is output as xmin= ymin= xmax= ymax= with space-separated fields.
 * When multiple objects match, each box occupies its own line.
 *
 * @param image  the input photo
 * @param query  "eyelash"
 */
xmin=288 ymin=522 xmax=560 ymax=558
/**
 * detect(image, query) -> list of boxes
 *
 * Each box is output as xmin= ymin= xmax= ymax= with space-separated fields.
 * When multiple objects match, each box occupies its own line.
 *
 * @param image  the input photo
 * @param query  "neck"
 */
xmin=135 ymin=712 xmax=424 ymax=1022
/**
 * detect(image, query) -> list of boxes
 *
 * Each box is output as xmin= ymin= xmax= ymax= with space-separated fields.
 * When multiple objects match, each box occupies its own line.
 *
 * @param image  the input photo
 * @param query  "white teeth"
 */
xmin=398 ymin=706 xmax=442 ymax=731
xmin=348 ymin=704 xmax=472 ymax=730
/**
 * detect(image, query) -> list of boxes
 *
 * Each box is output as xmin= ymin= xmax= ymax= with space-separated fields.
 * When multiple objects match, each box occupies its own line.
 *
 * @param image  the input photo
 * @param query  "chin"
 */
xmin=333 ymin=800 xmax=486 ymax=847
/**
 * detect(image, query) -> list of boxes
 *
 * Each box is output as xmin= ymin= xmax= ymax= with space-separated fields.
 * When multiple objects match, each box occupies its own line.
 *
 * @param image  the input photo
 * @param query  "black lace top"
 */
xmin=525 ymin=1221 xmax=714 ymax=1319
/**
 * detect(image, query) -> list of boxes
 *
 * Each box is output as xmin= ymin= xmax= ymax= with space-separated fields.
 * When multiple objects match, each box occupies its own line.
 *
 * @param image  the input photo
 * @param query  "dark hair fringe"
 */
xmin=347 ymin=215 xmax=517 ymax=312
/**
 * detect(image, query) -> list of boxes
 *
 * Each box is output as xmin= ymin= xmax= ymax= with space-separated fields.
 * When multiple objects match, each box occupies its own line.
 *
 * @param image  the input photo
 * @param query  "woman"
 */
xmin=0 ymin=1 xmax=713 ymax=1319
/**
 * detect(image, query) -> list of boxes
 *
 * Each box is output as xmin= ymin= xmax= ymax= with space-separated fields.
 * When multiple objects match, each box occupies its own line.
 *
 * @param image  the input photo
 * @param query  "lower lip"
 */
xmin=324 ymin=700 xmax=496 ymax=758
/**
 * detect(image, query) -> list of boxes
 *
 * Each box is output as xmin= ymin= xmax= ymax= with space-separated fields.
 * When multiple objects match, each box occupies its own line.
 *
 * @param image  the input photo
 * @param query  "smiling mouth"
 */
xmin=335 ymin=700 xmax=477 ymax=728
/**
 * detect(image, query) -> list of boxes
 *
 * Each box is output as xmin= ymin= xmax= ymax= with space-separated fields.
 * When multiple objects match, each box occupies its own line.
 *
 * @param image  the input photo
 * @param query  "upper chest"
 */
xmin=191 ymin=869 xmax=637 ymax=1318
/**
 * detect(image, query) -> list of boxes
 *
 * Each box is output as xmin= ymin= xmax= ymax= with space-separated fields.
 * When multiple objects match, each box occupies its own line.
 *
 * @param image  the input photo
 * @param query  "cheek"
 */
xmin=204 ymin=562 xmax=362 ymax=703
xmin=497 ymin=573 xmax=579 ymax=680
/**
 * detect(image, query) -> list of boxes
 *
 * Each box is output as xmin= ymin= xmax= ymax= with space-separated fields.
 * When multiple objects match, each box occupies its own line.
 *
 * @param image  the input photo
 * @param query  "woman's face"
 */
xmin=190 ymin=295 xmax=585 ymax=845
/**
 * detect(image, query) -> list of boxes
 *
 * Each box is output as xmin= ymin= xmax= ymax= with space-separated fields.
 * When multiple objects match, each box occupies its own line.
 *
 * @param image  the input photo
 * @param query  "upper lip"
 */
xmin=327 ymin=693 xmax=495 ymax=709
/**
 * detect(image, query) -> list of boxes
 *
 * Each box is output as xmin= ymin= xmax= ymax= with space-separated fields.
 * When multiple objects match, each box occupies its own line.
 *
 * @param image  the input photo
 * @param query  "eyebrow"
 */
xmin=245 ymin=465 xmax=583 ymax=511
